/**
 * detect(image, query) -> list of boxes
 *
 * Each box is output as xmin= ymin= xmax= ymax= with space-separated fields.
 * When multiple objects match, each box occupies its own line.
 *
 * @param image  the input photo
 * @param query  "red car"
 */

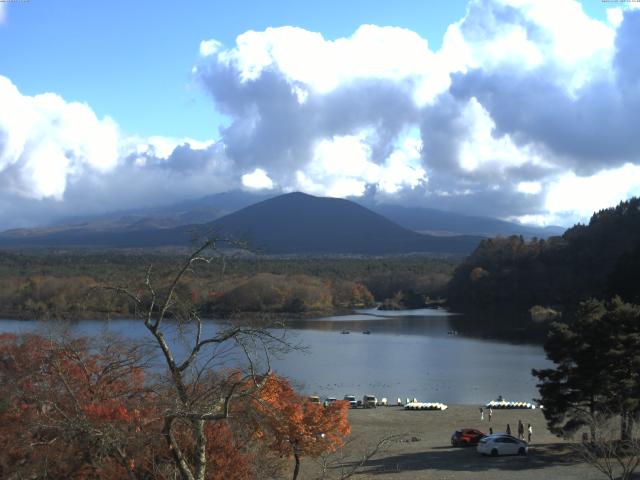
xmin=451 ymin=428 xmax=486 ymax=447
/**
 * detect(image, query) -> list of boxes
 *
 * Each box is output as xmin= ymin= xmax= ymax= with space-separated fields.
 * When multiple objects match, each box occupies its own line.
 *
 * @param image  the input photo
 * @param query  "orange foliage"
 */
xmin=255 ymin=376 xmax=351 ymax=459
xmin=0 ymin=333 xmax=258 ymax=479
xmin=0 ymin=334 xmax=335 ymax=479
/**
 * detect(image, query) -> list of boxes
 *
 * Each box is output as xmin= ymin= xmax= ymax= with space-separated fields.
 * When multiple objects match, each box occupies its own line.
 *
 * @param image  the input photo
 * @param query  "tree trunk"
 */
xmin=590 ymin=401 xmax=597 ymax=443
xmin=620 ymin=410 xmax=633 ymax=442
xmin=292 ymin=452 xmax=301 ymax=480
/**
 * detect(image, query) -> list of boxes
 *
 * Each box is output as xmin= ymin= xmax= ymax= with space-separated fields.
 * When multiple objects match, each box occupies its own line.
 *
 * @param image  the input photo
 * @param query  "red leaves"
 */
xmin=0 ymin=334 xmax=349 ymax=479
xmin=254 ymin=376 xmax=351 ymax=459
xmin=0 ymin=334 xmax=154 ymax=479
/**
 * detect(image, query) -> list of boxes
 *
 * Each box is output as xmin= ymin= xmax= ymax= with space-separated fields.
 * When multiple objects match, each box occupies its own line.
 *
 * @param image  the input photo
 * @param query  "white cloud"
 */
xmin=3 ymin=0 xmax=640 ymax=229
xmin=289 ymin=132 xmax=426 ymax=199
xmin=0 ymin=76 xmax=120 ymax=199
xmin=456 ymin=97 xmax=543 ymax=173
xmin=607 ymin=8 xmax=624 ymax=28
xmin=0 ymin=4 xmax=5 ymax=24
xmin=441 ymin=0 xmax=615 ymax=94
xmin=199 ymin=39 xmax=222 ymax=57
xmin=193 ymin=2 xmax=640 ymax=225
xmin=130 ymin=135 xmax=214 ymax=164
xmin=242 ymin=168 xmax=274 ymax=190
xmin=545 ymin=164 xmax=640 ymax=218
xmin=517 ymin=181 xmax=542 ymax=195
xmin=0 ymin=75 xmax=230 ymax=228
xmin=217 ymin=25 xmax=446 ymax=103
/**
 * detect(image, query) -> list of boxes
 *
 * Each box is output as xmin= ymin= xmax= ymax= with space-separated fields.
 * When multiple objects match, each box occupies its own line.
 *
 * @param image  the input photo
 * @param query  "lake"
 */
xmin=0 ymin=308 xmax=551 ymax=405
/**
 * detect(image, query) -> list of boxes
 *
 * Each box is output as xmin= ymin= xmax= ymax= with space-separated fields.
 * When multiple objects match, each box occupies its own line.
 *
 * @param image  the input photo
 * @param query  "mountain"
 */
xmin=46 ymin=191 xmax=276 ymax=231
xmin=0 ymin=193 xmax=483 ymax=255
xmin=12 ymin=190 xmax=563 ymax=241
xmin=207 ymin=192 xmax=481 ymax=254
xmin=36 ymin=190 xmax=563 ymax=239
xmin=358 ymin=202 xmax=564 ymax=238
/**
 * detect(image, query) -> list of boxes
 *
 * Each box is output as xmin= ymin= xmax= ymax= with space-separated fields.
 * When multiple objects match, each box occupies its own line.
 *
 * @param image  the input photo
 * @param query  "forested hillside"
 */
xmin=447 ymin=197 xmax=640 ymax=312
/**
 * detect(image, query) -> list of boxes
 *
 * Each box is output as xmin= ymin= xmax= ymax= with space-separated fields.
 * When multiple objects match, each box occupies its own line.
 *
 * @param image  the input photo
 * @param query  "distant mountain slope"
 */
xmin=359 ymin=203 xmax=564 ymax=238
xmin=208 ymin=192 xmax=482 ymax=254
xmin=44 ymin=191 xmax=275 ymax=231
xmin=0 ymin=193 xmax=483 ymax=255
xmin=7 ymin=190 xmax=562 ymax=240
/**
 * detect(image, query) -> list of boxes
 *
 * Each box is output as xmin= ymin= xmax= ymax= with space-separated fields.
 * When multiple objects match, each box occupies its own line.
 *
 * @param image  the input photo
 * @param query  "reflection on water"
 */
xmin=0 ymin=308 xmax=550 ymax=405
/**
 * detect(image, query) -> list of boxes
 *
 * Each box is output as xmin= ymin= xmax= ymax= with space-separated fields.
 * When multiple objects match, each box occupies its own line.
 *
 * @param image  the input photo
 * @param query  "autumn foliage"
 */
xmin=0 ymin=333 xmax=351 ymax=479
xmin=249 ymin=376 xmax=351 ymax=479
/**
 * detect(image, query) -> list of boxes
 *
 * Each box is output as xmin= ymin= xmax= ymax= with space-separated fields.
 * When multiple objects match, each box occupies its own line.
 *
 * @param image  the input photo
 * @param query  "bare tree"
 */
xmin=105 ymin=238 xmax=292 ymax=480
xmin=573 ymin=412 xmax=640 ymax=480
xmin=312 ymin=434 xmax=412 ymax=479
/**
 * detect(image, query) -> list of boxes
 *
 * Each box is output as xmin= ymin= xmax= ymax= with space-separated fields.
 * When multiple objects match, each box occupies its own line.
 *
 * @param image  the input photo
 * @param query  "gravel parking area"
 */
xmin=300 ymin=405 xmax=609 ymax=480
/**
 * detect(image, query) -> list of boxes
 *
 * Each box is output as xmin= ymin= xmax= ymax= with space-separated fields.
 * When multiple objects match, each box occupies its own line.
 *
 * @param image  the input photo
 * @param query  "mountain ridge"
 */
xmin=3 ymin=190 xmax=564 ymax=240
xmin=0 ymin=192 xmax=483 ymax=255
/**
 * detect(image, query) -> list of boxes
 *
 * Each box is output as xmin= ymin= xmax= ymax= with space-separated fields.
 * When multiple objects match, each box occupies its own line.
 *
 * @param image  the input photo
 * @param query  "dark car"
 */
xmin=451 ymin=428 xmax=486 ymax=447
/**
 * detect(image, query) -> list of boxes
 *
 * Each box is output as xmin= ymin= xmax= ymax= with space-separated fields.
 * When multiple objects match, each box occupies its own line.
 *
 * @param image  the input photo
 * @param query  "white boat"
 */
xmin=404 ymin=402 xmax=448 ymax=411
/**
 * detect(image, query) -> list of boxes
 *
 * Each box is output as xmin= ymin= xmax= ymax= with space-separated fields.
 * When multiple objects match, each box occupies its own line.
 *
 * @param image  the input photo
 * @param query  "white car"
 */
xmin=343 ymin=395 xmax=358 ymax=408
xmin=323 ymin=397 xmax=337 ymax=407
xmin=362 ymin=395 xmax=377 ymax=408
xmin=476 ymin=434 xmax=528 ymax=456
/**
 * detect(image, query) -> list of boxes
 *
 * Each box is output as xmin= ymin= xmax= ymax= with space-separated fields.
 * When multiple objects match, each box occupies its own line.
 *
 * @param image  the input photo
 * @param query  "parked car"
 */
xmin=362 ymin=395 xmax=377 ymax=408
xmin=477 ymin=434 xmax=528 ymax=456
xmin=324 ymin=397 xmax=337 ymax=407
xmin=343 ymin=395 xmax=358 ymax=408
xmin=451 ymin=428 xmax=486 ymax=447
xmin=309 ymin=396 xmax=321 ymax=405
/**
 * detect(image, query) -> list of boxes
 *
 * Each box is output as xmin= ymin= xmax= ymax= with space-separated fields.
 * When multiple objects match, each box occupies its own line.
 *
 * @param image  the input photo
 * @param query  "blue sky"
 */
xmin=2 ymin=0 xmax=473 ymax=139
xmin=2 ymin=0 xmax=613 ymax=139
xmin=0 ymin=0 xmax=639 ymax=229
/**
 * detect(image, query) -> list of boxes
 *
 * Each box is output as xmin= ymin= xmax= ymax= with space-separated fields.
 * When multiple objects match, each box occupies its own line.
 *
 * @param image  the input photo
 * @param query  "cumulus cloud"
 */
xmin=0 ymin=76 xmax=233 ymax=229
xmin=4 ymin=0 xmax=640 ymax=230
xmin=196 ymin=26 xmax=431 ymax=205
xmin=242 ymin=168 xmax=274 ymax=190
xmin=189 ymin=1 xmax=640 ymax=225
xmin=418 ymin=0 xmax=640 ymax=222
xmin=199 ymin=39 xmax=222 ymax=57
xmin=0 ymin=76 xmax=120 ymax=199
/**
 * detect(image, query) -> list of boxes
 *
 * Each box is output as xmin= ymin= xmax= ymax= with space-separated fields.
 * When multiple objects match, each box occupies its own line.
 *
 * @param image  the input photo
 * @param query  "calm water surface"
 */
xmin=0 ymin=308 xmax=550 ymax=405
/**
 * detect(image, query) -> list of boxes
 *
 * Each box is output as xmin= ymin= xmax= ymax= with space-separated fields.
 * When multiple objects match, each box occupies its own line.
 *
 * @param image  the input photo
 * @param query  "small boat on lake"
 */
xmin=362 ymin=330 xmax=371 ymax=334
xmin=340 ymin=330 xmax=350 ymax=334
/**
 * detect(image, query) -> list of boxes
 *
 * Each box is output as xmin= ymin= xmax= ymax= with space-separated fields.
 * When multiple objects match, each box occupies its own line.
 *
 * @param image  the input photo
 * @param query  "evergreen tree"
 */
xmin=533 ymin=298 xmax=640 ymax=440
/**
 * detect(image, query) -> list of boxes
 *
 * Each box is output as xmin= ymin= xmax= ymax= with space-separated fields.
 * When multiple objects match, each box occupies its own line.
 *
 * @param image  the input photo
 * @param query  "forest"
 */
xmin=446 ymin=197 xmax=640 ymax=316
xmin=0 ymin=251 xmax=455 ymax=320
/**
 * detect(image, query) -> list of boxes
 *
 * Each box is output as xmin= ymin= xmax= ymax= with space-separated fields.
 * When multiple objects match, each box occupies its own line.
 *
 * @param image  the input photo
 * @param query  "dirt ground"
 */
xmin=298 ymin=405 xmax=613 ymax=480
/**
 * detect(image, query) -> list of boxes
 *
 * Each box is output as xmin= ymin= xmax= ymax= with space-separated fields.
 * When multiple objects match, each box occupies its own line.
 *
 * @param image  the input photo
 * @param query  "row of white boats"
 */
xmin=400 ymin=398 xmax=538 ymax=412
xmin=404 ymin=402 xmax=449 ymax=411
xmin=485 ymin=400 xmax=538 ymax=409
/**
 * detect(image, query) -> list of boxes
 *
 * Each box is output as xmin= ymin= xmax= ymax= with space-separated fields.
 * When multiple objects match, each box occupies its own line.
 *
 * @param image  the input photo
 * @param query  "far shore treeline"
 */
xmin=0 ymin=253 xmax=454 ymax=320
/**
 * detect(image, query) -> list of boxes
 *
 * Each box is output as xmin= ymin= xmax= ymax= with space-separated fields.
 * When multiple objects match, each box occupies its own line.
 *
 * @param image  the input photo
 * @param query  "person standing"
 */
xmin=489 ymin=427 xmax=493 ymax=435
xmin=506 ymin=424 xmax=511 ymax=435
xmin=517 ymin=420 xmax=524 ymax=440
xmin=527 ymin=424 xmax=533 ymax=443
xmin=488 ymin=407 xmax=492 ymax=422
xmin=479 ymin=407 xmax=484 ymax=421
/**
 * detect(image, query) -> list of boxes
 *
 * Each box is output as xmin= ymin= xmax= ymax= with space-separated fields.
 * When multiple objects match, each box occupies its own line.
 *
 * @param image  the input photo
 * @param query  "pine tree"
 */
xmin=533 ymin=298 xmax=640 ymax=440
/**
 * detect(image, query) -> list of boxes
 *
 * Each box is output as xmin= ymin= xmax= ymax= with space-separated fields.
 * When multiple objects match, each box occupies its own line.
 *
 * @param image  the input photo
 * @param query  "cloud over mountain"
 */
xmin=1 ymin=0 xmax=640 ymax=229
